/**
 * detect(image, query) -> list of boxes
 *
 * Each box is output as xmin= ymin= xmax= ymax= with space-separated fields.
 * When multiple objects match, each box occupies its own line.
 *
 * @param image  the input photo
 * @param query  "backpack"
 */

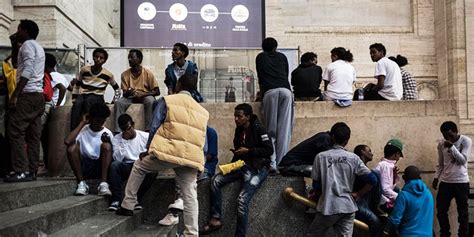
xmin=43 ymin=72 xmax=53 ymax=102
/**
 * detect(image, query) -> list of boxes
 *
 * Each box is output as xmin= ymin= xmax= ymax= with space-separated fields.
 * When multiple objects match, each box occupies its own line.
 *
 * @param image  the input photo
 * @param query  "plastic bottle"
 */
xmin=358 ymin=89 xmax=364 ymax=101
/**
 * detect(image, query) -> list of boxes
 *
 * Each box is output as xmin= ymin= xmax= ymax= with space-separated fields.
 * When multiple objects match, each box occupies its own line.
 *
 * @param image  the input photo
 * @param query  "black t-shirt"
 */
xmin=256 ymin=51 xmax=290 ymax=95
xmin=291 ymin=63 xmax=322 ymax=98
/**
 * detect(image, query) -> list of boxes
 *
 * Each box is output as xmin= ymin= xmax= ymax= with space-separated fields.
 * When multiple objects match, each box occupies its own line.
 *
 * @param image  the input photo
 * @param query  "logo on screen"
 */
xmin=200 ymin=4 xmax=219 ymax=23
xmin=137 ymin=2 xmax=157 ymax=21
xmin=169 ymin=3 xmax=188 ymax=22
xmin=231 ymin=5 xmax=249 ymax=23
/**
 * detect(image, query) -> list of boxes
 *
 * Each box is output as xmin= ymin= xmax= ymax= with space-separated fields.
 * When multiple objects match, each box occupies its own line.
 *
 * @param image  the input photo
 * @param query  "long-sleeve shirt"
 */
xmin=435 ymin=135 xmax=472 ymax=183
xmin=17 ymin=39 xmax=45 ymax=93
xmin=374 ymin=158 xmax=399 ymax=204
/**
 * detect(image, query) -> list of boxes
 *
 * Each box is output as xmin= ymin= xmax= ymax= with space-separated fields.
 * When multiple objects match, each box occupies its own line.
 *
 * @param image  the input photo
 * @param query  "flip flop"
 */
xmin=199 ymin=222 xmax=223 ymax=235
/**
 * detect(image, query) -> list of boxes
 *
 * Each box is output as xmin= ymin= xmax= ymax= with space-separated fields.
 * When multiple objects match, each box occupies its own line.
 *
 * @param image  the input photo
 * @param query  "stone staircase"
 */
xmin=0 ymin=178 xmax=177 ymax=237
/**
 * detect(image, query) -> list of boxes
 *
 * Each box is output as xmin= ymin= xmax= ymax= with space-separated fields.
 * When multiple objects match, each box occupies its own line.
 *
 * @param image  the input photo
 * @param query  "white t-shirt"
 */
xmin=374 ymin=57 xmax=403 ymax=100
xmin=322 ymin=60 xmax=356 ymax=100
xmin=50 ymin=71 xmax=70 ymax=106
xmin=76 ymin=125 xmax=113 ymax=159
xmin=112 ymin=130 xmax=149 ymax=163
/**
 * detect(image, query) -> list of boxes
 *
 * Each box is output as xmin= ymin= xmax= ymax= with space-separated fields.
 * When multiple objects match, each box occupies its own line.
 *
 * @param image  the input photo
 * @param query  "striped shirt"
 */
xmin=75 ymin=66 xmax=117 ymax=96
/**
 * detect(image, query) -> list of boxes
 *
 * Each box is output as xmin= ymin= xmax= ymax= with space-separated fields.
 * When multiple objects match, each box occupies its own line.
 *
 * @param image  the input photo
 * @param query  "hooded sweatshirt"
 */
xmin=388 ymin=179 xmax=434 ymax=237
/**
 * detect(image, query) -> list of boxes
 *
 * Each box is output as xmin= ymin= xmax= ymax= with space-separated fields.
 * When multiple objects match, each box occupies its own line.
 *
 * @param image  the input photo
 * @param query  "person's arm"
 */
xmin=433 ymin=142 xmax=444 ymax=189
xmin=55 ymin=83 xmax=67 ymax=107
xmin=246 ymin=125 xmax=274 ymax=158
xmin=450 ymin=136 xmax=472 ymax=165
xmin=324 ymin=80 xmax=329 ymax=91
xmin=311 ymin=155 xmax=322 ymax=196
xmin=64 ymin=117 xmax=88 ymax=146
xmin=387 ymin=193 xmax=406 ymax=233
xmin=375 ymin=75 xmax=385 ymax=91
xmin=146 ymin=98 xmax=166 ymax=149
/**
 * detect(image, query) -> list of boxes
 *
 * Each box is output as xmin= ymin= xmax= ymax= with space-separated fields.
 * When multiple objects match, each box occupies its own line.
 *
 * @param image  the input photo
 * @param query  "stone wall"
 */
xmin=47 ymin=100 xmax=458 ymax=176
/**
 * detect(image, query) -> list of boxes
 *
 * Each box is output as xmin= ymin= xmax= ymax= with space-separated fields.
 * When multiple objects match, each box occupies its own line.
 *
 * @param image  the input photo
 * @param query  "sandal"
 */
xmin=199 ymin=221 xmax=223 ymax=234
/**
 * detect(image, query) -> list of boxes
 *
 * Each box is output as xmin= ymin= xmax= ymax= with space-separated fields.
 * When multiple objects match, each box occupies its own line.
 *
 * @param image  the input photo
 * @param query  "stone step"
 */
xmin=50 ymin=210 xmax=143 ymax=237
xmin=0 ymin=178 xmax=76 ymax=212
xmin=0 ymin=194 xmax=107 ymax=236
xmin=127 ymin=224 xmax=177 ymax=237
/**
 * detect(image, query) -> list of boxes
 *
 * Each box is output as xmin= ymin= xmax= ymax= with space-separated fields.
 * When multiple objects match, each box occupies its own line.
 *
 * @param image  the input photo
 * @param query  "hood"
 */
xmin=249 ymin=114 xmax=262 ymax=127
xmin=402 ymin=179 xmax=426 ymax=196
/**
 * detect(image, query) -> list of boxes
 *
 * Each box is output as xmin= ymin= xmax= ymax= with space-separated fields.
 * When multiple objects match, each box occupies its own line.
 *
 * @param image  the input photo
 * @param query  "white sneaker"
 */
xmin=108 ymin=201 xmax=120 ymax=211
xmin=158 ymin=213 xmax=179 ymax=226
xmin=98 ymin=182 xmax=112 ymax=196
xmin=75 ymin=181 xmax=89 ymax=195
xmin=168 ymin=198 xmax=184 ymax=211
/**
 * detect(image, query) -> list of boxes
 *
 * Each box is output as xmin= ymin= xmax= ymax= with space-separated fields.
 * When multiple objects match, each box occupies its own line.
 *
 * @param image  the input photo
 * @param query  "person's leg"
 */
xmin=108 ymin=161 xmax=132 ymax=203
xmin=275 ymin=88 xmax=293 ymax=166
xmin=137 ymin=172 xmax=157 ymax=204
xmin=25 ymin=95 xmax=45 ymax=174
xmin=306 ymin=212 xmax=337 ymax=237
xmin=355 ymin=203 xmax=383 ymax=237
xmin=70 ymin=95 xmax=85 ymax=130
xmin=261 ymin=89 xmax=279 ymax=169
xmin=437 ymin=182 xmax=454 ymax=237
xmin=66 ymin=143 xmax=84 ymax=181
xmin=174 ymin=166 xmax=199 ymax=236
xmin=235 ymin=166 xmax=269 ymax=237
xmin=209 ymin=170 xmax=242 ymax=220
xmin=121 ymin=154 xmax=172 ymax=210
xmin=114 ymin=97 xmax=132 ymax=133
xmin=99 ymin=142 xmax=112 ymax=182
xmin=142 ymin=96 xmax=155 ymax=132
xmin=454 ymin=183 xmax=469 ymax=237
xmin=8 ymin=93 xmax=42 ymax=174
xmin=333 ymin=213 xmax=355 ymax=237
xmin=84 ymin=94 xmax=105 ymax=112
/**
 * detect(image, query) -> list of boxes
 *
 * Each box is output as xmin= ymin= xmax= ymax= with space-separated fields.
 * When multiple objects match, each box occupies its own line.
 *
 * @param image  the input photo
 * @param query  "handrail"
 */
xmin=281 ymin=187 xmax=389 ymax=236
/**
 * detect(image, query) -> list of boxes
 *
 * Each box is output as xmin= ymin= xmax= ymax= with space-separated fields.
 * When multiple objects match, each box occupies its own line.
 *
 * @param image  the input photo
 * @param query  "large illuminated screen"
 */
xmin=121 ymin=0 xmax=265 ymax=48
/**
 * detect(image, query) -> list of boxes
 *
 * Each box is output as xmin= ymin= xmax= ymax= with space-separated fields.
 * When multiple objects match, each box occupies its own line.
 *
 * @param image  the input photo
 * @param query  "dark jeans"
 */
xmin=437 ymin=182 xmax=469 ymax=237
xmin=70 ymin=94 xmax=104 ymax=130
xmin=356 ymin=199 xmax=383 ymax=237
xmin=210 ymin=165 xmax=269 ymax=237
xmin=8 ymin=92 xmax=45 ymax=173
xmin=108 ymin=160 xmax=157 ymax=203
xmin=364 ymin=83 xmax=388 ymax=101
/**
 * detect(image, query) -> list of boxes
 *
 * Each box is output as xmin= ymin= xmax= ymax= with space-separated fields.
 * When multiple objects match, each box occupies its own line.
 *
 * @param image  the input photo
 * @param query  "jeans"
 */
xmin=108 ymin=160 xmax=157 ymax=203
xmin=210 ymin=165 xmax=269 ymax=237
xmin=356 ymin=199 xmax=383 ymax=237
xmin=436 ymin=182 xmax=469 ymax=237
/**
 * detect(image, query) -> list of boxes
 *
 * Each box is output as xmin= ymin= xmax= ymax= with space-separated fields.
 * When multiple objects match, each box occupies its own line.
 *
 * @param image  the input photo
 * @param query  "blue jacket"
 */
xmin=388 ymin=179 xmax=434 ymax=237
xmin=164 ymin=60 xmax=203 ymax=102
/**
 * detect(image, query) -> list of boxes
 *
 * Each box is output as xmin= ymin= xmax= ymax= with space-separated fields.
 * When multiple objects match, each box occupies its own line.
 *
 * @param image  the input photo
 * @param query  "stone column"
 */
xmin=0 ymin=0 xmax=14 ymax=45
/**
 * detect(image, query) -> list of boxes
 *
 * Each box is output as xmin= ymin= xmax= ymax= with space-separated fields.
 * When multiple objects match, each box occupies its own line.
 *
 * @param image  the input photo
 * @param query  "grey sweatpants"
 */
xmin=261 ymin=88 xmax=293 ymax=169
xmin=114 ymin=96 xmax=155 ymax=133
xmin=307 ymin=212 xmax=356 ymax=237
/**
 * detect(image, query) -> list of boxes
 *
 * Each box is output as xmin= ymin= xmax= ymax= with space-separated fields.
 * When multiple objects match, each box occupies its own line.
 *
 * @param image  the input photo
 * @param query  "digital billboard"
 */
xmin=121 ymin=0 xmax=265 ymax=48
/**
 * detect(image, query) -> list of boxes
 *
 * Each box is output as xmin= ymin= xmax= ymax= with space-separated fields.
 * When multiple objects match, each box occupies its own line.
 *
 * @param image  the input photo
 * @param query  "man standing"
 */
xmin=70 ymin=48 xmax=119 ymax=130
xmin=201 ymin=103 xmax=273 ymax=236
xmin=256 ymin=37 xmax=293 ymax=174
xmin=308 ymin=122 xmax=375 ymax=236
xmin=388 ymin=166 xmax=434 ymax=237
xmin=433 ymin=121 xmax=472 ymax=237
xmin=5 ymin=19 xmax=45 ymax=182
xmin=117 ymin=74 xmax=208 ymax=237
xmin=114 ymin=49 xmax=159 ymax=133
xmin=365 ymin=43 xmax=403 ymax=101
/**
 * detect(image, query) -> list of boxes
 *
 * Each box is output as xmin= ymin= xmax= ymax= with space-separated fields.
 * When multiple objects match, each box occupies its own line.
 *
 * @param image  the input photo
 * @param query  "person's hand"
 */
xmin=444 ymin=140 xmax=454 ymax=148
xmin=394 ymin=166 xmax=400 ymax=174
xmin=351 ymin=192 xmax=360 ymax=201
xmin=124 ymin=88 xmax=136 ymax=98
xmin=101 ymin=132 xmax=111 ymax=143
xmin=133 ymin=90 xmax=146 ymax=99
xmin=234 ymin=147 xmax=249 ymax=156
xmin=168 ymin=88 xmax=174 ymax=95
xmin=139 ymin=152 xmax=148 ymax=160
xmin=432 ymin=178 xmax=439 ymax=190
xmin=81 ymin=114 xmax=90 ymax=124
xmin=8 ymin=95 xmax=17 ymax=110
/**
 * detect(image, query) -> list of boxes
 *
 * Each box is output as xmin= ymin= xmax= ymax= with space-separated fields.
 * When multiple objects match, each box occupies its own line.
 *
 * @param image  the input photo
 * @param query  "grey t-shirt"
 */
xmin=17 ymin=39 xmax=45 ymax=93
xmin=311 ymin=145 xmax=371 ymax=215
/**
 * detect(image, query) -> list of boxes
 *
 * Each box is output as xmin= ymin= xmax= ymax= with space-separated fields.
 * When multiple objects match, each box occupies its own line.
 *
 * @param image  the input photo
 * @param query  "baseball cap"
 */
xmin=386 ymin=138 xmax=404 ymax=157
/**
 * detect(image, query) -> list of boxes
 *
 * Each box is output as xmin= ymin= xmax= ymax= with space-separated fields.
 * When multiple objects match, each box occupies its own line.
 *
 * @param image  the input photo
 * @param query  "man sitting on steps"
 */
xmin=64 ymin=102 xmax=113 ymax=196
